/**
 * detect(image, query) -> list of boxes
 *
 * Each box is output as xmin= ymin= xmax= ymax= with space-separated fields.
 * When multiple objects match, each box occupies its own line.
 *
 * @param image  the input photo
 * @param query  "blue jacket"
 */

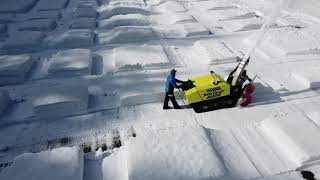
xmin=165 ymin=74 xmax=181 ymax=94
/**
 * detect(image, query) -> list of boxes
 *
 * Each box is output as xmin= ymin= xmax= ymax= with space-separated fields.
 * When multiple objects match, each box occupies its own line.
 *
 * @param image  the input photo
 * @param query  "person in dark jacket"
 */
xmin=163 ymin=69 xmax=184 ymax=109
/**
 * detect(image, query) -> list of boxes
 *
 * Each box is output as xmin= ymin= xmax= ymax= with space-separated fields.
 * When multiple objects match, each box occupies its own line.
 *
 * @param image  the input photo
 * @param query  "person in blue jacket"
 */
xmin=163 ymin=69 xmax=184 ymax=109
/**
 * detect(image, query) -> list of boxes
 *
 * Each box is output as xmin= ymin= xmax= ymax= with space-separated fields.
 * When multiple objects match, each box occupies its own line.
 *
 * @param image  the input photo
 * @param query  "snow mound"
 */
xmin=33 ymin=85 xmax=89 ymax=118
xmin=0 ymin=90 xmax=9 ymax=115
xmin=113 ymin=44 xmax=169 ymax=69
xmin=16 ymin=19 xmax=57 ymax=31
xmin=71 ymin=17 xmax=96 ymax=29
xmin=193 ymin=39 xmax=238 ymax=64
xmin=28 ymin=11 xmax=62 ymax=20
xmin=75 ymin=6 xmax=97 ymax=18
xmin=209 ymin=8 xmax=256 ymax=21
xmin=45 ymin=29 xmax=95 ymax=48
xmin=99 ymin=6 xmax=152 ymax=20
xmin=0 ymin=54 xmax=34 ymax=85
xmin=221 ymin=17 xmax=264 ymax=32
xmin=36 ymin=0 xmax=69 ymax=11
xmin=98 ymin=26 xmax=156 ymax=44
xmin=258 ymin=112 xmax=320 ymax=167
xmin=3 ymin=31 xmax=45 ymax=54
xmin=126 ymin=125 xmax=226 ymax=179
xmin=290 ymin=69 xmax=320 ymax=89
xmin=0 ymin=147 xmax=84 ymax=180
xmin=0 ymin=0 xmax=37 ymax=13
xmin=48 ymin=48 xmax=92 ymax=77
xmin=0 ymin=24 xmax=7 ymax=34
xmin=98 ymin=14 xmax=149 ymax=30
xmin=156 ymin=1 xmax=186 ymax=13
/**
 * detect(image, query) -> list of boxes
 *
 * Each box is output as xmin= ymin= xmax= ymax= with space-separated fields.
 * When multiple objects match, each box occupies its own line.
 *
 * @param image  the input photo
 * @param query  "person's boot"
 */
xmin=163 ymin=106 xmax=171 ymax=109
xmin=174 ymin=106 xmax=181 ymax=109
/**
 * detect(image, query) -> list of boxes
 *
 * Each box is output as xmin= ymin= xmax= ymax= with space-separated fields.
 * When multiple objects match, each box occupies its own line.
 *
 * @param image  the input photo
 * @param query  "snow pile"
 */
xmin=156 ymin=1 xmax=186 ymax=13
xmin=0 ymin=147 xmax=84 ymax=180
xmin=0 ymin=0 xmax=37 ymax=13
xmin=208 ymin=8 xmax=256 ymax=21
xmin=16 ymin=19 xmax=57 ymax=31
xmin=98 ymin=14 xmax=149 ymax=30
xmin=0 ymin=54 xmax=34 ymax=85
xmin=71 ymin=17 xmax=96 ymax=29
xmin=28 ymin=11 xmax=62 ymax=20
xmin=112 ymin=44 xmax=169 ymax=69
xmin=98 ymin=26 xmax=156 ymax=44
xmin=48 ymin=48 xmax=92 ymax=77
xmin=3 ymin=31 xmax=45 ymax=54
xmin=99 ymin=6 xmax=152 ymax=20
xmin=45 ymin=29 xmax=94 ymax=48
xmin=258 ymin=112 xmax=320 ymax=167
xmin=75 ymin=6 xmax=97 ymax=18
xmin=193 ymin=39 xmax=238 ymax=65
xmin=36 ymin=0 xmax=69 ymax=11
xmin=127 ymin=125 xmax=226 ymax=179
xmin=221 ymin=17 xmax=264 ymax=32
xmin=33 ymin=85 xmax=89 ymax=118
xmin=0 ymin=24 xmax=7 ymax=34
xmin=289 ymin=69 xmax=320 ymax=89
xmin=0 ymin=90 xmax=9 ymax=116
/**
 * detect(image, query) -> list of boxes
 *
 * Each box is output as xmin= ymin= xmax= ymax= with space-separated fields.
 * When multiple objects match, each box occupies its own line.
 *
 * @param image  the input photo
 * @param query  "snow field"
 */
xmin=48 ymin=48 xmax=92 ymax=77
xmin=0 ymin=54 xmax=34 ymax=85
xmin=71 ymin=17 xmax=96 ymax=29
xmin=0 ymin=0 xmax=37 ymax=13
xmin=0 ymin=90 xmax=9 ymax=115
xmin=98 ymin=14 xmax=150 ymax=30
xmin=0 ymin=147 xmax=84 ymax=180
xmin=15 ymin=19 xmax=57 ymax=31
xmin=32 ymin=85 xmax=89 ymax=118
xmin=36 ymin=0 xmax=69 ymax=11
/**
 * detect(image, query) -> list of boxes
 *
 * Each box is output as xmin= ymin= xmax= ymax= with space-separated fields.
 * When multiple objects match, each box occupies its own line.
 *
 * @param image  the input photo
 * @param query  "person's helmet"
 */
xmin=170 ymin=69 xmax=177 ymax=74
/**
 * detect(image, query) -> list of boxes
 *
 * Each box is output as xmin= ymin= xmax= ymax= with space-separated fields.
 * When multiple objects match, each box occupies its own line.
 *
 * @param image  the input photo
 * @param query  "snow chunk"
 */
xmin=156 ymin=1 xmax=186 ymax=13
xmin=45 ymin=29 xmax=94 ymax=48
xmin=193 ymin=39 xmax=238 ymax=64
xmin=258 ymin=112 xmax=320 ymax=167
xmin=71 ymin=17 xmax=96 ymax=29
xmin=3 ymin=31 xmax=45 ymax=54
xmin=99 ymin=6 xmax=152 ymax=20
xmin=221 ymin=18 xmax=264 ymax=32
xmin=0 ymin=0 xmax=37 ymax=13
xmin=98 ymin=14 xmax=149 ymax=30
xmin=36 ymin=0 xmax=69 ymax=11
xmin=0 ymin=90 xmax=9 ymax=115
xmin=127 ymin=125 xmax=226 ymax=179
xmin=98 ymin=26 xmax=156 ymax=44
xmin=0 ymin=24 xmax=7 ymax=34
xmin=0 ymin=54 xmax=34 ymax=85
xmin=75 ymin=7 xmax=97 ymax=18
xmin=16 ymin=19 xmax=57 ymax=31
xmin=0 ymin=147 xmax=84 ymax=180
xmin=113 ymin=44 xmax=169 ymax=69
xmin=209 ymin=8 xmax=256 ymax=21
xmin=48 ymin=48 xmax=92 ymax=77
xmin=33 ymin=85 xmax=89 ymax=118
xmin=290 ymin=69 xmax=320 ymax=89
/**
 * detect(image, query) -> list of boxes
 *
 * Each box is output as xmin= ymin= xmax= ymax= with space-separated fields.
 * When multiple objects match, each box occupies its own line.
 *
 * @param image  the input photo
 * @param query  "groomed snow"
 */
xmin=0 ymin=0 xmax=37 ymax=13
xmin=0 ymin=54 xmax=34 ymax=85
xmin=48 ymin=48 xmax=92 ymax=77
xmin=0 ymin=147 xmax=84 ymax=180
xmin=33 ymin=85 xmax=89 ymax=118
xmin=36 ymin=0 xmax=69 ymax=11
xmin=15 ymin=19 xmax=57 ymax=31
xmin=98 ymin=14 xmax=149 ymax=30
xmin=0 ymin=90 xmax=9 ymax=115
xmin=45 ymin=29 xmax=94 ymax=48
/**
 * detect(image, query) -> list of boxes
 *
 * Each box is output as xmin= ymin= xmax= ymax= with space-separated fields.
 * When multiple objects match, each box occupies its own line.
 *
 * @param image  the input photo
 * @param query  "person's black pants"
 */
xmin=163 ymin=92 xmax=180 ymax=108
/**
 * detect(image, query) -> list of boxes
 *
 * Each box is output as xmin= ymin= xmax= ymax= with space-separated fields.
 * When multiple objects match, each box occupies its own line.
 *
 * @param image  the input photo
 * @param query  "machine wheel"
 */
xmin=239 ymin=93 xmax=253 ymax=107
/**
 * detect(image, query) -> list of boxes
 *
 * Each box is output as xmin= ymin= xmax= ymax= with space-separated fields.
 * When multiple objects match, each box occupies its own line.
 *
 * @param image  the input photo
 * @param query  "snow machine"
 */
xmin=181 ymin=58 xmax=255 ymax=113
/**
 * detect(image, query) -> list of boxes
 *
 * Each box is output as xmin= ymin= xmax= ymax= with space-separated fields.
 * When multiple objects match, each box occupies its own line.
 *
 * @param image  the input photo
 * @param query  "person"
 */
xmin=163 ymin=69 xmax=184 ymax=109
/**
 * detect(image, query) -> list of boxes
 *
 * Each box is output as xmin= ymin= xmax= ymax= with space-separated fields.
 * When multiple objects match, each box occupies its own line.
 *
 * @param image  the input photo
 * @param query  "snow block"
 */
xmin=113 ymin=44 xmax=169 ymax=69
xmin=33 ymin=85 xmax=89 ymax=118
xmin=71 ymin=17 xmax=96 ymax=29
xmin=75 ymin=7 xmax=97 ymax=18
xmin=36 ymin=0 xmax=69 ymax=11
xmin=45 ymin=29 xmax=94 ymax=48
xmin=99 ymin=6 xmax=152 ymax=20
xmin=16 ymin=19 xmax=57 ymax=31
xmin=0 ymin=55 xmax=34 ymax=85
xmin=0 ymin=147 xmax=84 ymax=180
xmin=258 ymin=112 xmax=320 ymax=167
xmin=290 ymin=70 xmax=320 ymax=89
xmin=3 ymin=31 xmax=45 ymax=54
xmin=48 ymin=48 xmax=92 ymax=77
xmin=0 ymin=24 xmax=7 ymax=34
xmin=0 ymin=0 xmax=37 ymax=13
xmin=98 ymin=14 xmax=149 ymax=30
xmin=98 ymin=26 xmax=155 ymax=44
xmin=0 ymin=90 xmax=9 ymax=115
xmin=28 ymin=11 xmax=62 ymax=20
xmin=126 ymin=125 xmax=226 ymax=179
xmin=193 ymin=39 xmax=237 ymax=65
xmin=221 ymin=18 xmax=264 ymax=32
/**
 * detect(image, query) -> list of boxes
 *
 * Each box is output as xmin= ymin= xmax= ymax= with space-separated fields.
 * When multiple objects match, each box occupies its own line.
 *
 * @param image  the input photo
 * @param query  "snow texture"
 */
xmin=0 ymin=90 xmax=9 ymax=115
xmin=99 ymin=6 xmax=152 ymax=20
xmin=75 ymin=7 xmax=97 ymax=18
xmin=0 ymin=54 xmax=34 ymax=85
xmin=0 ymin=147 xmax=84 ymax=180
xmin=0 ymin=0 xmax=37 ymax=13
xmin=45 ymin=29 xmax=94 ymax=48
xmin=193 ymin=39 xmax=238 ymax=65
xmin=71 ymin=17 xmax=96 ymax=29
xmin=36 ymin=0 xmax=69 ymax=11
xmin=98 ymin=14 xmax=149 ymax=30
xmin=33 ymin=85 xmax=89 ymax=118
xmin=16 ymin=19 xmax=57 ymax=31
xmin=48 ymin=48 xmax=92 ymax=77
xmin=3 ymin=31 xmax=45 ymax=54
